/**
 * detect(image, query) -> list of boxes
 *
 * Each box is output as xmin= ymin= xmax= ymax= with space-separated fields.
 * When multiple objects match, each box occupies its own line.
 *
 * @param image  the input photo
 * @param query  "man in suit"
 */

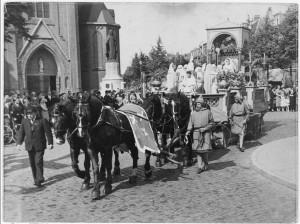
xmin=45 ymin=91 xmax=58 ymax=109
xmin=16 ymin=106 xmax=53 ymax=187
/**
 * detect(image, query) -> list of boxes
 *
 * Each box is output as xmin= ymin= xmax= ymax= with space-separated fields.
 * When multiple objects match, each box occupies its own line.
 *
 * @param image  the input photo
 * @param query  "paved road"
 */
xmin=2 ymin=111 xmax=297 ymax=222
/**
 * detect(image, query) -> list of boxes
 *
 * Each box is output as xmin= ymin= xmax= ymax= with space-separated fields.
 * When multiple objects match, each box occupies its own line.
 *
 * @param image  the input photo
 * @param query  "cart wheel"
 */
xmin=4 ymin=125 xmax=14 ymax=144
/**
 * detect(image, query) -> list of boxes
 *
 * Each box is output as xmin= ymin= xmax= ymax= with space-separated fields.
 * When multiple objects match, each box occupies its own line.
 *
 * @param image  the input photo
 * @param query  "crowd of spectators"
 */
xmin=3 ymin=89 xmax=143 ymax=128
xmin=268 ymin=84 xmax=298 ymax=112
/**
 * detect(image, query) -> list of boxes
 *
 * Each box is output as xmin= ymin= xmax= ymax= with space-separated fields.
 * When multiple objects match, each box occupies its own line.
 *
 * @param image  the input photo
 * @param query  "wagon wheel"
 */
xmin=211 ymin=122 xmax=231 ymax=150
xmin=4 ymin=125 xmax=14 ymax=145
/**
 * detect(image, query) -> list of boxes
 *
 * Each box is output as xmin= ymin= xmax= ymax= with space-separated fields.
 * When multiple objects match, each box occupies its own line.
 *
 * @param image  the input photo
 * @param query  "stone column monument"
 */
xmin=101 ymin=30 xmax=125 ymax=95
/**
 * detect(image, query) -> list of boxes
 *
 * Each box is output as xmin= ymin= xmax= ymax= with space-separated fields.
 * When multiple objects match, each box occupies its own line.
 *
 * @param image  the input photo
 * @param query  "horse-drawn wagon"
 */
xmin=146 ymin=80 xmax=268 ymax=151
xmin=191 ymin=84 xmax=268 ymax=148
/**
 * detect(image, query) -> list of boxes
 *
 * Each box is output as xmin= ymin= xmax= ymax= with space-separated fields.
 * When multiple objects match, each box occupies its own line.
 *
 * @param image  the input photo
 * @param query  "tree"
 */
xmin=147 ymin=37 xmax=169 ymax=79
xmin=123 ymin=53 xmax=141 ymax=86
xmin=4 ymin=2 xmax=37 ymax=43
xmin=169 ymin=52 xmax=189 ymax=67
xmin=250 ymin=5 xmax=298 ymax=69
xmin=278 ymin=4 xmax=298 ymax=66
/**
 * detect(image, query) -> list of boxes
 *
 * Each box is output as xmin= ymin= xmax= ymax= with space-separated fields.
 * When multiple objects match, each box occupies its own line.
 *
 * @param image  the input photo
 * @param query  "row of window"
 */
xmin=27 ymin=3 xmax=50 ymax=19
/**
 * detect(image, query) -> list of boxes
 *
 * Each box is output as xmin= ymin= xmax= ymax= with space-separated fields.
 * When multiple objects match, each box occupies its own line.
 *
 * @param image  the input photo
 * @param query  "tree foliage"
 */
xmin=278 ymin=4 xmax=298 ymax=65
xmin=147 ymin=37 xmax=169 ymax=78
xmin=250 ymin=4 xmax=298 ymax=69
xmin=169 ymin=52 xmax=189 ymax=67
xmin=124 ymin=37 xmax=191 ymax=85
xmin=4 ymin=2 xmax=37 ymax=43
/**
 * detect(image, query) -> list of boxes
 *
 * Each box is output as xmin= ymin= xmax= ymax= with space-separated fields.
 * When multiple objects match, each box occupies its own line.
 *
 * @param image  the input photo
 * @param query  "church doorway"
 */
xmin=26 ymin=47 xmax=58 ymax=94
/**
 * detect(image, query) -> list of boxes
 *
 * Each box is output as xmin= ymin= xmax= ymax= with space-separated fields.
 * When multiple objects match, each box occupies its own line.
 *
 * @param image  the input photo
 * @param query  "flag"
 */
xmin=117 ymin=104 xmax=160 ymax=154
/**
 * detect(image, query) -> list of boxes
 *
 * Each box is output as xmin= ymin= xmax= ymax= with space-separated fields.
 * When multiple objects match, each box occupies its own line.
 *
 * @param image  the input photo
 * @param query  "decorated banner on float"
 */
xmin=117 ymin=104 xmax=160 ymax=154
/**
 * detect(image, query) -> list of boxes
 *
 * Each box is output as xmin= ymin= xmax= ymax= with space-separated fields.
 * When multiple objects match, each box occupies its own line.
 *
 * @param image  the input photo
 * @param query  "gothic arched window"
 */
xmin=93 ymin=30 xmax=103 ymax=69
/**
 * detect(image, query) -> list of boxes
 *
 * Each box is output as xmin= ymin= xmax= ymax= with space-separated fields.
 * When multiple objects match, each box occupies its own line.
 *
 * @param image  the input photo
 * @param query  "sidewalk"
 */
xmin=251 ymin=136 xmax=298 ymax=190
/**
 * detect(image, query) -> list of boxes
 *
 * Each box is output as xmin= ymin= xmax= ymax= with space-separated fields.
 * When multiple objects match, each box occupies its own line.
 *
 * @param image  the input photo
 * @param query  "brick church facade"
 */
xmin=4 ymin=2 xmax=120 ymax=95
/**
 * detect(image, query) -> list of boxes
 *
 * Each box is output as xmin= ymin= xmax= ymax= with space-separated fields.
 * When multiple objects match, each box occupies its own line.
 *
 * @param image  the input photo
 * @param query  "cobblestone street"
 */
xmin=2 ymin=111 xmax=297 ymax=223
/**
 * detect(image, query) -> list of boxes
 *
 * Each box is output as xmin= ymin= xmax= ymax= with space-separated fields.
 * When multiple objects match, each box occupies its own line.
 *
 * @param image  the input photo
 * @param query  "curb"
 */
xmin=251 ymin=137 xmax=297 ymax=191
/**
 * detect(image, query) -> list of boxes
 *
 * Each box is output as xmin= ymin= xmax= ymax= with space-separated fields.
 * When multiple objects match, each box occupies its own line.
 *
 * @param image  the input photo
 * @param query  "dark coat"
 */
xmin=45 ymin=95 xmax=59 ymax=108
xmin=16 ymin=117 xmax=53 ymax=151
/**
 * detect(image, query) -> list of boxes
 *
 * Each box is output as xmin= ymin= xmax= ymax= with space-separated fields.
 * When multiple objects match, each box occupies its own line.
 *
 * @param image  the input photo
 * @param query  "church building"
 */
xmin=4 ymin=2 xmax=121 ymax=95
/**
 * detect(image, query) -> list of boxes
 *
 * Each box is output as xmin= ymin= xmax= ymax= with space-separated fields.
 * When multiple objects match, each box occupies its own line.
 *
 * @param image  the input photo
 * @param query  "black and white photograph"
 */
xmin=1 ymin=0 xmax=298 ymax=223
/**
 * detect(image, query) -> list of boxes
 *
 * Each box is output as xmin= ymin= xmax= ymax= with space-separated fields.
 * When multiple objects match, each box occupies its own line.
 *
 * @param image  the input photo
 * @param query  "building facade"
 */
xmin=4 ymin=2 xmax=120 ymax=95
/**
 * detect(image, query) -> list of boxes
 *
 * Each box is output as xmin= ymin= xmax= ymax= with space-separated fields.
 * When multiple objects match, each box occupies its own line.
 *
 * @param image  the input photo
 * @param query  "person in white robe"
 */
xmin=203 ymin=64 xmax=218 ymax=94
xmin=181 ymin=69 xmax=196 ymax=95
xmin=165 ymin=63 xmax=177 ymax=93
xmin=176 ymin=65 xmax=186 ymax=92
xmin=195 ymin=67 xmax=204 ymax=89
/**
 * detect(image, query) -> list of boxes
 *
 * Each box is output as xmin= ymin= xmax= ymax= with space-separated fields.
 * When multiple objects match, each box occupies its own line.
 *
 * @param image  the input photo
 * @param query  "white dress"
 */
xmin=181 ymin=76 xmax=196 ymax=95
xmin=165 ymin=63 xmax=177 ymax=92
xmin=203 ymin=64 xmax=217 ymax=94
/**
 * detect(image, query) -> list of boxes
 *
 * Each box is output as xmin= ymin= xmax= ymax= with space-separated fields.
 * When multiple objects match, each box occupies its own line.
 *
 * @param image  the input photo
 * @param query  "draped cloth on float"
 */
xmin=116 ymin=104 xmax=160 ymax=154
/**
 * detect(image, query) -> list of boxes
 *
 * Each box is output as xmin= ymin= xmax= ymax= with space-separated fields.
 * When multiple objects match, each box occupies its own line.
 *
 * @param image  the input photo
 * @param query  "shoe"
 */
xmin=236 ymin=145 xmax=240 ymax=150
xmin=204 ymin=163 xmax=208 ymax=171
xmin=34 ymin=182 xmax=42 ymax=187
xmin=240 ymin=147 xmax=245 ymax=152
xmin=196 ymin=168 xmax=203 ymax=174
xmin=34 ymin=179 xmax=44 ymax=186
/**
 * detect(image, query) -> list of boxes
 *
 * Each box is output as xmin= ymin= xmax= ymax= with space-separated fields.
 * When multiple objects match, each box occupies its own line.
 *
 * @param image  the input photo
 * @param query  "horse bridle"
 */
xmin=51 ymin=106 xmax=69 ymax=135
xmin=74 ymin=100 xmax=90 ymax=129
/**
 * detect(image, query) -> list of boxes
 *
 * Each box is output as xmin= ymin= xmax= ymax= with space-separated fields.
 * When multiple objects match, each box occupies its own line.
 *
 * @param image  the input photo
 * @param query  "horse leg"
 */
xmin=70 ymin=145 xmax=85 ymax=179
xmin=183 ymin=134 xmax=193 ymax=167
xmin=99 ymin=152 xmax=106 ymax=181
xmin=104 ymin=147 xmax=113 ymax=195
xmin=160 ymin=134 xmax=168 ymax=165
xmin=155 ymin=132 xmax=162 ymax=167
xmin=80 ymin=148 xmax=91 ymax=191
xmin=113 ymin=149 xmax=121 ymax=176
xmin=87 ymin=148 xmax=101 ymax=200
xmin=169 ymin=129 xmax=175 ymax=154
xmin=144 ymin=150 xmax=152 ymax=179
xmin=129 ymin=147 xmax=139 ymax=184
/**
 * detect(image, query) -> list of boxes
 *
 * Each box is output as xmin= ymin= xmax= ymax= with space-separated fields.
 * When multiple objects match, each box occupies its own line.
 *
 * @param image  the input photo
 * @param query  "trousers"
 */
xmin=28 ymin=148 xmax=45 ymax=184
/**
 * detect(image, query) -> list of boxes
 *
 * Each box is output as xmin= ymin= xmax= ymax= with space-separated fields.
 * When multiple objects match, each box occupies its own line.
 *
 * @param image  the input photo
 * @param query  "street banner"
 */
xmin=117 ymin=104 xmax=160 ymax=154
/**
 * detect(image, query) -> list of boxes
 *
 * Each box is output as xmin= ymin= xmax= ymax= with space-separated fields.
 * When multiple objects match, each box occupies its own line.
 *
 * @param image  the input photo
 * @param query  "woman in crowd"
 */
xmin=275 ymin=85 xmax=282 ymax=111
xmin=22 ymin=98 xmax=31 ymax=117
xmin=289 ymin=88 xmax=297 ymax=112
xmin=40 ymin=94 xmax=49 ymax=121
xmin=114 ymin=92 xmax=124 ymax=109
xmin=280 ymin=88 xmax=288 ymax=111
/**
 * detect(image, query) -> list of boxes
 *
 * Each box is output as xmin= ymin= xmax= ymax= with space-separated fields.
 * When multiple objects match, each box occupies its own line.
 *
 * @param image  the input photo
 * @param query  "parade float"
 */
xmin=144 ymin=20 xmax=269 ymax=149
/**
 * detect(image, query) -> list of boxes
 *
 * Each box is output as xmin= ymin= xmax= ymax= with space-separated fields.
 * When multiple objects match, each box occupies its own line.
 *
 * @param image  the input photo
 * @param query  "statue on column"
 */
xmin=106 ymin=30 xmax=118 ymax=61
xmin=39 ymin=57 xmax=44 ymax=73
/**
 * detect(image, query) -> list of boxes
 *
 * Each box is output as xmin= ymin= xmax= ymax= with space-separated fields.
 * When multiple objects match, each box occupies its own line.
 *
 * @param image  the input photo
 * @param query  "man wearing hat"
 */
xmin=185 ymin=96 xmax=214 ymax=174
xmin=104 ymin=90 xmax=114 ymax=107
xmin=16 ymin=106 xmax=53 ymax=187
xmin=229 ymin=92 xmax=250 ymax=152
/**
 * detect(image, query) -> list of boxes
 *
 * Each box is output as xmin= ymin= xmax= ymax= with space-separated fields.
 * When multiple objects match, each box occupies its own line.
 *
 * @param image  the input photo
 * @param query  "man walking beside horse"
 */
xmin=185 ymin=96 xmax=214 ymax=174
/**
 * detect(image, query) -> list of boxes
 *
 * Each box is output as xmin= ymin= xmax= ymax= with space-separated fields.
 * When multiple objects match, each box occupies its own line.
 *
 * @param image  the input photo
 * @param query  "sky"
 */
xmin=104 ymin=2 xmax=290 ymax=74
